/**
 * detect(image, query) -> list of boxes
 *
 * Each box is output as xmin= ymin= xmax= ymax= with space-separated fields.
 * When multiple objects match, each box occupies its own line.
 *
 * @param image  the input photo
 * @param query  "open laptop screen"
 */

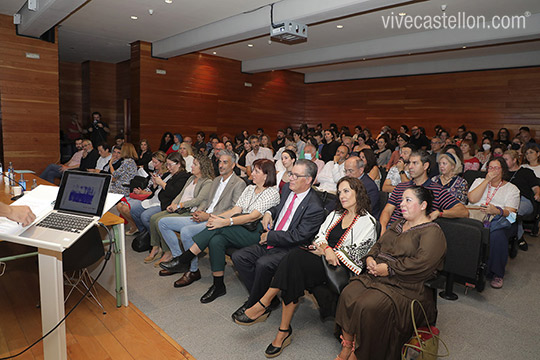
xmin=56 ymin=171 xmax=111 ymax=216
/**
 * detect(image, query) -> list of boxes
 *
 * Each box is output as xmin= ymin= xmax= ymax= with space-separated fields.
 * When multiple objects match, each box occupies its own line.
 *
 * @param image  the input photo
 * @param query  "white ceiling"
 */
xmin=2 ymin=0 xmax=540 ymax=82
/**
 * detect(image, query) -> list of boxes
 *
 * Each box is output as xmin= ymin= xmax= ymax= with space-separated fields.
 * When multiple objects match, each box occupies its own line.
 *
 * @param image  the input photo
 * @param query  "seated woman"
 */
xmin=109 ymin=143 xmax=139 ymax=196
xmin=179 ymin=142 xmax=194 ymax=172
xmin=160 ymin=159 xmax=280 ymax=303
xmin=131 ymin=153 xmax=190 ymax=263
xmin=166 ymin=133 xmax=183 ymax=155
xmin=233 ymin=177 xmax=377 ymax=358
xmin=159 ymin=132 xmax=174 ymax=152
xmin=374 ymin=134 xmax=392 ymax=168
xmin=359 ymin=149 xmax=381 ymax=190
xmin=468 ymin=157 xmax=520 ymax=289
xmin=275 ymin=150 xmax=296 ymax=193
xmin=117 ymin=150 xmax=167 ymax=235
xmin=137 ymin=139 xmax=153 ymax=172
xmin=335 ymin=186 xmax=446 ymax=360
xmin=146 ymin=155 xmax=215 ymax=268
xmin=432 ymin=152 xmax=468 ymax=204
xmin=521 ymin=143 xmax=540 ymax=178
xmin=460 ymin=139 xmax=480 ymax=171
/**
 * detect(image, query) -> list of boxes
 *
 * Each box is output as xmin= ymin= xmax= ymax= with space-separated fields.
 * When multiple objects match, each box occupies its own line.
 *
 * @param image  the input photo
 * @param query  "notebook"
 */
xmin=19 ymin=171 xmax=111 ymax=243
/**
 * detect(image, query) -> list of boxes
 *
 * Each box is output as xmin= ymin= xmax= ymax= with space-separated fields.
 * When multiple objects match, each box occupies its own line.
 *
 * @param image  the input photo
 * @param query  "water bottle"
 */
xmin=8 ymin=162 xmax=14 ymax=189
xmin=31 ymin=178 xmax=38 ymax=190
xmin=20 ymin=173 xmax=26 ymax=192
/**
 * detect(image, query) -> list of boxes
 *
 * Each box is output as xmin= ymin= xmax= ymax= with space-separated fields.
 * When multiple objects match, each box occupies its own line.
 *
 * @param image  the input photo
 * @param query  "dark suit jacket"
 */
xmin=78 ymin=149 xmax=99 ymax=171
xmin=266 ymin=184 xmax=325 ymax=248
xmin=361 ymin=173 xmax=381 ymax=218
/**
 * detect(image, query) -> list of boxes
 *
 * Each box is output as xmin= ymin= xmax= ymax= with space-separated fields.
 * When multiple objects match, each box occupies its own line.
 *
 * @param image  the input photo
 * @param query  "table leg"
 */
xmin=112 ymin=223 xmax=128 ymax=307
xmin=38 ymin=248 xmax=67 ymax=360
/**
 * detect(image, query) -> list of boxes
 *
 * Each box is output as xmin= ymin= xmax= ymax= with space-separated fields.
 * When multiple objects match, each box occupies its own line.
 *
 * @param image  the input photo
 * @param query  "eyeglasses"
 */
xmin=287 ymin=171 xmax=309 ymax=180
xmin=488 ymin=166 xmax=501 ymax=170
xmin=166 ymin=162 xmax=178 ymax=167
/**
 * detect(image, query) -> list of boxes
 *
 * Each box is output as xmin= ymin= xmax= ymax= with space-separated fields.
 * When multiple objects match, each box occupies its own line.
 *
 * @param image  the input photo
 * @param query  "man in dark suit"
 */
xmin=344 ymin=156 xmax=381 ymax=218
xmin=78 ymin=139 xmax=100 ymax=171
xmin=231 ymin=159 xmax=325 ymax=318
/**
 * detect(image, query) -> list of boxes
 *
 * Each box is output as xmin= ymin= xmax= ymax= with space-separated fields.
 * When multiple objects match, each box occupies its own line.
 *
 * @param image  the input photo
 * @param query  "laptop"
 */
xmin=20 ymin=171 xmax=112 ymax=244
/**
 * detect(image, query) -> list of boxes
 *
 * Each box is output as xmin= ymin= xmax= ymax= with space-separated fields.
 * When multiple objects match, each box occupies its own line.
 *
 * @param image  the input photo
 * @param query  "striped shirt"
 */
xmin=387 ymin=179 xmax=460 ymax=226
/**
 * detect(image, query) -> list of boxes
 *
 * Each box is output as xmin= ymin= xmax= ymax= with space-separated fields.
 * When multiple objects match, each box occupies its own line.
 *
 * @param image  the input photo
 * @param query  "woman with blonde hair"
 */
xmin=110 ymin=143 xmax=139 ymax=196
xmin=431 ymin=152 xmax=468 ymax=204
xmin=179 ymin=142 xmax=194 ymax=172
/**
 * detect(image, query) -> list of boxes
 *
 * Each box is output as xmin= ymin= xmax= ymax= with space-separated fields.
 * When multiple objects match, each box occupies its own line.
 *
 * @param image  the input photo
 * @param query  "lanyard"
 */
xmin=485 ymin=181 xmax=502 ymax=205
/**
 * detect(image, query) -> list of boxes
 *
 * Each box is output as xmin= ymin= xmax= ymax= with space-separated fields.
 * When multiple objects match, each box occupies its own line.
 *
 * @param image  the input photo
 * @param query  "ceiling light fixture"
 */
xmin=399 ymin=12 xmax=406 ymax=16
xmin=247 ymin=44 xmax=254 ymax=47
xmin=130 ymin=15 xmax=138 ymax=20
xmin=212 ymin=51 xmax=217 ymax=55
xmin=165 ymin=0 xmax=173 ymax=3
xmin=336 ymin=24 xmax=344 ymax=29
xmin=462 ymin=46 xmax=467 ymax=48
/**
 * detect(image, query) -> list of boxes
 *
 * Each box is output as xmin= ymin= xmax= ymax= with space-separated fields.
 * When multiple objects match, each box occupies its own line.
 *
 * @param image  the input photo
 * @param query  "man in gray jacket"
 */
xmin=158 ymin=150 xmax=246 ymax=288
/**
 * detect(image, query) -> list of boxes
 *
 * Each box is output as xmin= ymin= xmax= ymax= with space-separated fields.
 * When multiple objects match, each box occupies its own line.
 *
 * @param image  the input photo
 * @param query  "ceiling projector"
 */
xmin=270 ymin=20 xmax=308 ymax=44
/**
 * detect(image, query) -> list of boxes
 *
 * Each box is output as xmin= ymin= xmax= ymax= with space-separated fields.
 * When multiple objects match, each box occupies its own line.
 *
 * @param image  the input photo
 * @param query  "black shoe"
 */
xmin=509 ymin=237 xmax=518 ymax=259
xmin=159 ymin=257 xmax=190 ymax=273
xmin=233 ymin=300 xmax=271 ymax=326
xmin=232 ymin=301 xmax=248 ymax=320
xmin=519 ymin=238 xmax=529 ymax=251
xmin=265 ymin=326 xmax=292 ymax=358
xmin=200 ymin=285 xmax=226 ymax=303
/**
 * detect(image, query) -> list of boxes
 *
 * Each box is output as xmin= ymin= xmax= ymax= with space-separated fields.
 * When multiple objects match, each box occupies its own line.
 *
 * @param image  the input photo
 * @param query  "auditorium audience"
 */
xmin=316 ymin=145 xmax=348 ymax=192
xmin=234 ymin=177 xmax=376 ymax=358
xmin=276 ymin=150 xmax=296 ymax=193
xmin=476 ymin=137 xmax=493 ymax=166
xmin=89 ymin=143 xmax=112 ymax=173
xmin=386 ymin=133 xmax=409 ymax=170
xmin=335 ymin=186 xmax=446 ymax=360
xmin=379 ymin=150 xmax=469 ymax=231
xmin=162 ymin=159 xmax=279 ymax=303
xmin=468 ymin=157 xmax=520 ymax=288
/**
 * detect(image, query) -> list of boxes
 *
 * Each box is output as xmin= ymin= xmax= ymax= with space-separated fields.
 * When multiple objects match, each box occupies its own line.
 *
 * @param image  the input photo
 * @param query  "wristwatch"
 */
xmin=229 ymin=217 xmax=234 ymax=226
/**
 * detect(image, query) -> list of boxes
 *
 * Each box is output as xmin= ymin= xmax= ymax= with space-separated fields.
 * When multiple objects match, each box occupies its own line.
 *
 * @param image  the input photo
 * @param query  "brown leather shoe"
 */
xmin=159 ymin=269 xmax=177 ymax=276
xmin=174 ymin=270 xmax=201 ymax=288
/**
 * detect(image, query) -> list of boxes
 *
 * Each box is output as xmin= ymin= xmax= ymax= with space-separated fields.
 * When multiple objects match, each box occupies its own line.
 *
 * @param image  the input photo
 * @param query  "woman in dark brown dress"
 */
xmin=335 ymin=185 xmax=446 ymax=360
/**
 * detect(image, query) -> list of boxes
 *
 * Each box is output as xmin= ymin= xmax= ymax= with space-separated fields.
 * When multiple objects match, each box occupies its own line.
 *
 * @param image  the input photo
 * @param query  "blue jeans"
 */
xmin=518 ymin=195 xmax=534 ymax=239
xmin=40 ymin=164 xmax=62 ymax=183
xmin=130 ymin=200 xmax=161 ymax=232
xmin=158 ymin=216 xmax=207 ymax=272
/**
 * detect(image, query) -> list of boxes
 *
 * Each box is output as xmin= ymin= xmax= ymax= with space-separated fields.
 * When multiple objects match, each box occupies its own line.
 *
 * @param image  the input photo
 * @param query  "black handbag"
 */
xmin=131 ymin=231 xmax=150 ymax=252
xmin=232 ymin=213 xmax=260 ymax=232
xmin=321 ymin=255 xmax=351 ymax=294
xmin=129 ymin=175 xmax=150 ymax=192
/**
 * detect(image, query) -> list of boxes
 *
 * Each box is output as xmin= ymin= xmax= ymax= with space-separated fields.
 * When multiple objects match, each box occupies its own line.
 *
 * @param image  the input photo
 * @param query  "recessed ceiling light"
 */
xmin=399 ymin=12 xmax=406 ymax=16
xmin=130 ymin=15 xmax=138 ymax=20
xmin=165 ymin=0 xmax=173 ymax=3
xmin=212 ymin=51 xmax=217 ymax=55
xmin=336 ymin=24 xmax=344 ymax=29
xmin=462 ymin=46 xmax=467 ymax=48
xmin=247 ymin=44 xmax=254 ymax=47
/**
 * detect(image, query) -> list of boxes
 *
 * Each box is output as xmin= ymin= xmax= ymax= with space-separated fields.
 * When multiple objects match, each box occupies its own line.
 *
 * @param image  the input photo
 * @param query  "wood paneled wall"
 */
xmin=0 ymin=14 xmax=59 ymax=173
xmin=59 ymin=62 xmax=82 ymax=132
xmin=131 ymin=41 xmax=305 ymax=150
xmin=305 ymin=67 xmax=540 ymax=139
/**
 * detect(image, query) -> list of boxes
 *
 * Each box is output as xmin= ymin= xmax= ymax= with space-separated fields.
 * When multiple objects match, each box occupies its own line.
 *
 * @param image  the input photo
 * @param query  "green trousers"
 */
xmin=192 ymin=223 xmax=263 ymax=272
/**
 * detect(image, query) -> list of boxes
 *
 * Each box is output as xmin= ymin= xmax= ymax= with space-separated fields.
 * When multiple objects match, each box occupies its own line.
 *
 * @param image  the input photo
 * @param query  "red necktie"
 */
xmin=276 ymin=194 xmax=298 ymax=231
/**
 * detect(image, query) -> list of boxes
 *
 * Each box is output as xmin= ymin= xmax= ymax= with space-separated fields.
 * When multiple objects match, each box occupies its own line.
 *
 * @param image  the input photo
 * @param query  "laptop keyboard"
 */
xmin=36 ymin=212 xmax=94 ymax=233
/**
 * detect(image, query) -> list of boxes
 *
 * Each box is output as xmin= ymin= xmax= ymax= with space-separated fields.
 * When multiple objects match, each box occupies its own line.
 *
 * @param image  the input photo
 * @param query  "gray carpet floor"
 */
xmin=124 ymin=233 xmax=540 ymax=360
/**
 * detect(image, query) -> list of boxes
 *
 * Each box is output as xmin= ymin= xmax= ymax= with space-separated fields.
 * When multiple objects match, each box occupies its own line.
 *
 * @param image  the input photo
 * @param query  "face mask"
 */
xmin=494 ymin=153 xmax=503 ymax=157
xmin=304 ymin=153 xmax=312 ymax=160
xmin=482 ymin=144 xmax=491 ymax=151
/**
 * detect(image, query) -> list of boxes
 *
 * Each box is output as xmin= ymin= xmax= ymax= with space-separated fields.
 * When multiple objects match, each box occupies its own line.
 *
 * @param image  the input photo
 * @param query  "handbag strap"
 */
xmin=402 ymin=299 xmax=449 ymax=358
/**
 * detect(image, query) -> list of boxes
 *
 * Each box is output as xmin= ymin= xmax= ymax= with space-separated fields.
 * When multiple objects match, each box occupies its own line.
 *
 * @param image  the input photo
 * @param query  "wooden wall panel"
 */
xmin=0 ymin=14 xmax=59 ymax=173
xmin=131 ymin=41 xmax=305 ymax=150
xmin=305 ymin=67 xmax=540 ymax=139
xmin=116 ymin=60 xmax=130 ymax=140
xmin=59 ymin=62 xmax=82 ymax=133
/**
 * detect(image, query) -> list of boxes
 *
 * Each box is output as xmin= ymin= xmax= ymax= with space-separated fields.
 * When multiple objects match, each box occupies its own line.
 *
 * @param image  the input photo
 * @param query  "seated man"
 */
xmin=382 ymin=143 xmax=415 ymax=193
xmin=231 ymin=159 xmax=325 ymax=317
xmin=246 ymin=135 xmax=273 ymax=179
xmin=379 ymin=150 xmax=469 ymax=232
xmin=88 ymin=143 xmax=112 ymax=173
xmin=316 ymin=145 xmax=349 ymax=192
xmin=40 ymin=138 xmax=83 ymax=182
xmin=343 ymin=156 xmax=381 ymax=218
xmin=303 ymin=143 xmax=325 ymax=175
xmin=155 ymin=150 xmax=246 ymax=289
xmin=77 ymin=139 xmax=100 ymax=171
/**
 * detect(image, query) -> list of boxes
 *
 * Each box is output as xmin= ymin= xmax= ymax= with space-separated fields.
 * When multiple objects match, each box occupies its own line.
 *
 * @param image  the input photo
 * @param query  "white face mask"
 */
xmin=304 ymin=153 xmax=312 ymax=160
xmin=482 ymin=143 xmax=491 ymax=151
